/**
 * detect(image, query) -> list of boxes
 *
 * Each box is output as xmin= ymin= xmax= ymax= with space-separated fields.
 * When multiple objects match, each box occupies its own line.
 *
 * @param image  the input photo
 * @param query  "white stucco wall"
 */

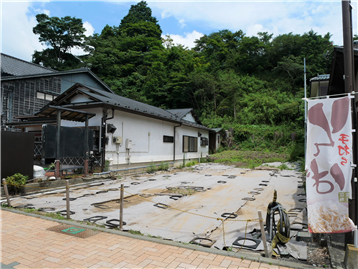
xmin=105 ymin=110 xmax=209 ymax=165
xmin=45 ymin=106 xmax=209 ymax=165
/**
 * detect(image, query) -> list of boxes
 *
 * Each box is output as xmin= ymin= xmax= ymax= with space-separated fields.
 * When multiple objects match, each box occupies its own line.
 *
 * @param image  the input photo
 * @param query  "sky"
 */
xmin=0 ymin=0 xmax=357 ymax=62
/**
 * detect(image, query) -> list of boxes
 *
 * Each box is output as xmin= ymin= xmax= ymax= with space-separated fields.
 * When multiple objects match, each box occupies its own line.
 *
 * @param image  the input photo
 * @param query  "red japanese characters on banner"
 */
xmin=306 ymin=96 xmax=355 ymax=233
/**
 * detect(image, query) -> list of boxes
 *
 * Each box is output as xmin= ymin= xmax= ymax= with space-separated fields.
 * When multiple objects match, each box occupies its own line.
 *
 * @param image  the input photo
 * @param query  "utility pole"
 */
xmin=342 ymin=0 xmax=357 ymax=245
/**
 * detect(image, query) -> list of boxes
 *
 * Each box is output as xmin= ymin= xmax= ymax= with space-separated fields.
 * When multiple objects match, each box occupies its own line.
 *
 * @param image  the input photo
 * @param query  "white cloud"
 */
xmin=165 ymin=30 xmax=204 ymax=49
xmin=151 ymin=1 xmax=357 ymax=46
xmin=1 ymin=2 xmax=47 ymax=61
xmin=178 ymin=19 xmax=186 ymax=28
xmin=83 ymin=21 xmax=95 ymax=37
xmin=71 ymin=21 xmax=95 ymax=55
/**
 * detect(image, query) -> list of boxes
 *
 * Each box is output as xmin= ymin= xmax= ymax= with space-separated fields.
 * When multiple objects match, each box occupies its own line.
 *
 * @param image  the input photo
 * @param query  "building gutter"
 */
xmin=173 ymin=123 xmax=182 ymax=163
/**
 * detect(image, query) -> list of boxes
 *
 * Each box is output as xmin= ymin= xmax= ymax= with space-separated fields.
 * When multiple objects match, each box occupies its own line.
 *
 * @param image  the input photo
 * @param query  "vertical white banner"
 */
xmin=306 ymin=97 xmax=355 ymax=233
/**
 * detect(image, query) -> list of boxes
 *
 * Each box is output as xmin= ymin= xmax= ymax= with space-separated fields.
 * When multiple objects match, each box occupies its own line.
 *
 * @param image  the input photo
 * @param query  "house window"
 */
xmin=37 ymin=92 xmax=45 ymax=99
xmin=163 ymin=135 xmax=174 ymax=143
xmin=37 ymin=91 xmax=55 ymax=101
xmin=183 ymin=136 xmax=197 ymax=152
xmin=200 ymin=137 xmax=208 ymax=146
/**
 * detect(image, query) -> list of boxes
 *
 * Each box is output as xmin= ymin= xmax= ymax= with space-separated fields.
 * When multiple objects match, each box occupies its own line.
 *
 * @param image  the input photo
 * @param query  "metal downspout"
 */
xmin=173 ymin=123 xmax=182 ymax=163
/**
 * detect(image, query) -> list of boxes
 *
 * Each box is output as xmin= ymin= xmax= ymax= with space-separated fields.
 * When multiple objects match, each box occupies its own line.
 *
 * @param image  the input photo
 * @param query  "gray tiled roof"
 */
xmin=166 ymin=108 xmax=193 ymax=119
xmin=1 ymin=53 xmax=55 ymax=76
xmin=44 ymin=84 xmax=212 ymax=131
xmin=310 ymin=74 xmax=330 ymax=81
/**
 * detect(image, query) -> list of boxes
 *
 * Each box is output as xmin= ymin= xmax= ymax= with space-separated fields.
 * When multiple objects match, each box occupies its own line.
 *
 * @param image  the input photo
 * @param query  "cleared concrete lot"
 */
xmin=8 ymin=163 xmax=306 ymax=253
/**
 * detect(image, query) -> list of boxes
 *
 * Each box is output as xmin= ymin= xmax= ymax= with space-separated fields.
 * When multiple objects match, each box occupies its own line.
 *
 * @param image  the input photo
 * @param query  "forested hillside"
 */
xmin=32 ymin=1 xmax=335 ymax=159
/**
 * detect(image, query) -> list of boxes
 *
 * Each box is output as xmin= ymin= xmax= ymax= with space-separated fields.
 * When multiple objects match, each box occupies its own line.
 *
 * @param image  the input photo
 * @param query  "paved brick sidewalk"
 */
xmin=1 ymin=210 xmax=293 ymax=269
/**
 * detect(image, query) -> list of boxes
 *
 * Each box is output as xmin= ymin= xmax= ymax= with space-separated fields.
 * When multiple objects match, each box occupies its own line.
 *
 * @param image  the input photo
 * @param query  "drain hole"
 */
xmin=96 ymin=190 xmax=109 ymax=194
xmin=242 ymin=197 xmax=256 ymax=201
xmin=221 ymin=213 xmax=237 ymax=219
xmin=298 ymin=185 xmax=304 ymax=188
xmin=38 ymin=207 xmax=56 ymax=212
xmin=289 ymin=208 xmax=303 ymax=212
xmin=189 ymin=237 xmax=215 ymax=248
xmin=58 ymin=210 xmax=75 ymax=215
xmin=93 ymin=204 xmax=110 ymax=209
xmin=248 ymin=191 xmax=260 ymax=195
xmin=131 ymin=182 xmax=140 ymax=185
xmin=205 ymin=174 xmax=212 ymax=176
xmin=181 ymin=181 xmax=190 ymax=184
xmin=233 ymin=237 xmax=261 ymax=249
xmin=254 ymin=188 xmax=264 ymax=191
xmin=83 ymin=216 xmax=107 ymax=223
xmin=217 ymin=181 xmax=227 ymax=183
xmin=105 ymin=219 xmax=126 ymax=228
xmin=89 ymin=183 xmax=104 ymax=187
xmin=297 ymin=193 xmax=305 ymax=196
xmin=108 ymin=188 xmax=118 ymax=191
xmin=154 ymin=203 xmax=170 ymax=209
xmin=14 ymin=204 xmax=34 ymax=209
xmin=262 ymin=180 xmax=269 ymax=183
xmin=228 ymin=175 xmax=237 ymax=179
xmin=62 ymin=197 xmax=77 ymax=201
xmin=149 ymin=178 xmax=156 ymax=181
xmin=299 ymin=198 xmax=307 ymax=203
xmin=259 ymin=184 xmax=267 ymax=186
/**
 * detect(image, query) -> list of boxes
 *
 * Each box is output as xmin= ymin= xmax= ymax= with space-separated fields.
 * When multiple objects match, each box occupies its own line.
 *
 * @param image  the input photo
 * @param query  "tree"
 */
xmin=118 ymin=1 xmax=162 ymax=39
xmin=32 ymin=13 xmax=86 ymax=70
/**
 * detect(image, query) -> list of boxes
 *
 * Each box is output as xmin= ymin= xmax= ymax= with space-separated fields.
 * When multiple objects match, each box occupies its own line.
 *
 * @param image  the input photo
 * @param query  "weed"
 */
xmin=241 ymin=256 xmax=244 ymax=260
xmin=278 ymin=163 xmax=289 ymax=170
xmin=129 ymin=230 xmax=143 ymax=235
xmin=158 ymin=162 xmax=169 ymax=171
xmin=269 ymin=262 xmax=272 ymax=265
xmin=146 ymin=162 xmax=157 ymax=173
xmin=185 ymin=161 xmax=198 ymax=167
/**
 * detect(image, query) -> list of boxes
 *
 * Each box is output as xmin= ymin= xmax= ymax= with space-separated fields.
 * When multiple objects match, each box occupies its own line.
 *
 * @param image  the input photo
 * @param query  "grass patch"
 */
xmin=210 ymin=150 xmax=288 ymax=168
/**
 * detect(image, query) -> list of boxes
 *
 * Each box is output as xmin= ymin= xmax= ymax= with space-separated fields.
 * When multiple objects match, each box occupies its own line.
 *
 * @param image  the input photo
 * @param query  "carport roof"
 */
xmin=35 ymin=106 xmax=96 ymax=122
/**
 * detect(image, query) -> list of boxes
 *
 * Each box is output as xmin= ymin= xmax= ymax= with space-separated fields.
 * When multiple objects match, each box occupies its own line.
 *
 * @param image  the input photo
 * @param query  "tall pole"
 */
xmin=304 ymin=58 xmax=307 ymax=162
xmin=342 ymin=0 xmax=356 ymax=244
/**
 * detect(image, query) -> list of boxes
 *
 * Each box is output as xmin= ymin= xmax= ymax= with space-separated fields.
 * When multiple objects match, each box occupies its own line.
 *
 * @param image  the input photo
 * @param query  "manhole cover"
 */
xmin=47 ymin=224 xmax=99 ymax=238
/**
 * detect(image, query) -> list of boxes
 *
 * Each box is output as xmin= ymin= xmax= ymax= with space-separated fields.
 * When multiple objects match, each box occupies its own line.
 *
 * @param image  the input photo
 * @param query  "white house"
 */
xmin=15 ymin=83 xmax=212 ymax=170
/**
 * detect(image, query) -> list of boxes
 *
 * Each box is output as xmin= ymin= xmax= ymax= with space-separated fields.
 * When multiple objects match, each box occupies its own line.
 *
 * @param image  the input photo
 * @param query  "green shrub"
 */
xmin=5 ymin=173 xmax=28 ymax=195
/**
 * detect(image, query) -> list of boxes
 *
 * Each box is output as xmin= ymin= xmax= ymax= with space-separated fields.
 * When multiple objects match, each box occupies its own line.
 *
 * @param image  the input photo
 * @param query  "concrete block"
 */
xmin=297 ymin=232 xmax=312 ymax=242
xmin=344 ymin=244 xmax=358 ymax=269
